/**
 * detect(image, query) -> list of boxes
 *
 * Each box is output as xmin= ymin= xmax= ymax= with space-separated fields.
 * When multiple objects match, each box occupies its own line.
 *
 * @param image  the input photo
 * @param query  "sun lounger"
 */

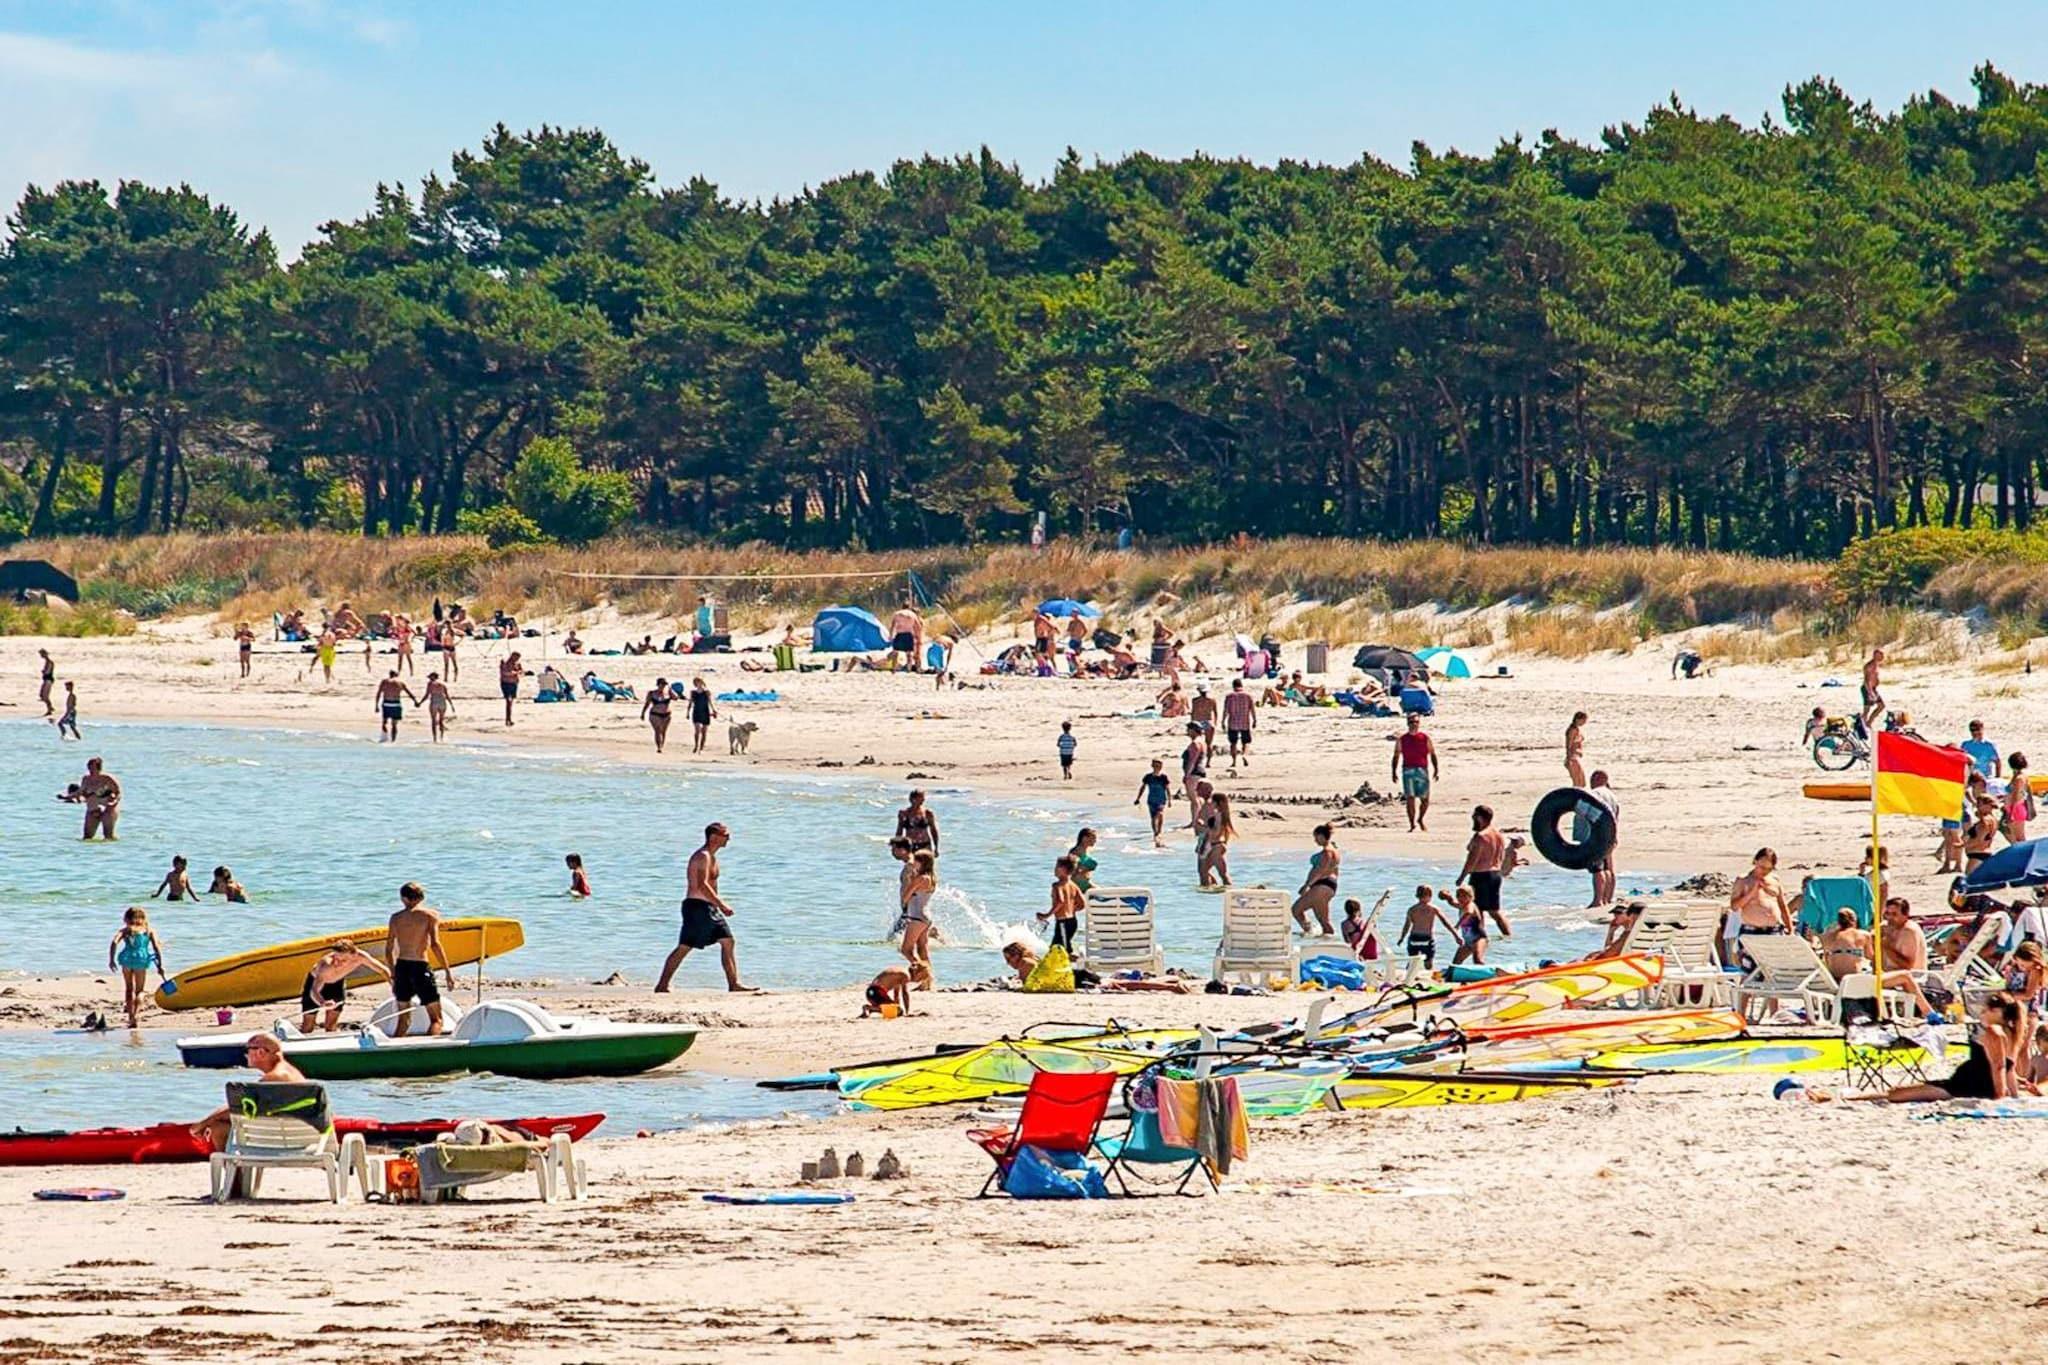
xmin=1731 ymin=934 xmax=1834 ymax=1023
xmin=413 ymin=1131 xmax=583 ymax=1203
xmin=966 ymin=1071 xmax=1116 ymax=1198
xmin=1212 ymin=889 xmax=1297 ymax=986
xmin=208 ymin=1083 xmax=368 ymax=1204
xmin=1083 ymin=886 xmax=1164 ymax=977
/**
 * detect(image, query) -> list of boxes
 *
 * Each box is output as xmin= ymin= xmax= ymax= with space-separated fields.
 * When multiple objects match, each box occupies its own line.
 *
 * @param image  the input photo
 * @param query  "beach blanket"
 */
xmin=716 ymin=690 xmax=780 ymax=703
xmin=1919 ymin=1100 xmax=2048 ymax=1121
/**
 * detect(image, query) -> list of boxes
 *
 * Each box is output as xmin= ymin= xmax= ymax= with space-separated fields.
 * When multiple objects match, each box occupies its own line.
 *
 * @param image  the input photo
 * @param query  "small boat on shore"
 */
xmin=249 ymin=1000 xmax=694 ymax=1082
xmin=153 ymin=918 xmax=525 ymax=1012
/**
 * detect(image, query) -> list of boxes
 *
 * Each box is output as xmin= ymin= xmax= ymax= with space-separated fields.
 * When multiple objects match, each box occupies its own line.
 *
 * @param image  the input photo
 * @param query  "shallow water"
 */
xmin=0 ymin=718 xmax=1649 ymax=1129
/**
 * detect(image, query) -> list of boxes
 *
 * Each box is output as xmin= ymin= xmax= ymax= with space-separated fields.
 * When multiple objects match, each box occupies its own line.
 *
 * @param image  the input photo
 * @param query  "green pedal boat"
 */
xmin=278 ymin=1000 xmax=697 ymax=1081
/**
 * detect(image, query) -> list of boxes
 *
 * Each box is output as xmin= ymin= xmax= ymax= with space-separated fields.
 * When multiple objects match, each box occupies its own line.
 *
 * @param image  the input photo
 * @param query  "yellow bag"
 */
xmin=1022 ymin=944 xmax=1076 ymax=993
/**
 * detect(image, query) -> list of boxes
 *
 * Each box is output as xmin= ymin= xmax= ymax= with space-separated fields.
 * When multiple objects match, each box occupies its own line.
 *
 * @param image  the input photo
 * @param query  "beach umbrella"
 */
xmin=1962 ymin=838 xmax=2048 ymax=893
xmin=1036 ymin=598 xmax=1101 ymax=619
xmin=1416 ymin=647 xmax=1474 ymax=679
xmin=1351 ymin=645 xmax=1425 ymax=673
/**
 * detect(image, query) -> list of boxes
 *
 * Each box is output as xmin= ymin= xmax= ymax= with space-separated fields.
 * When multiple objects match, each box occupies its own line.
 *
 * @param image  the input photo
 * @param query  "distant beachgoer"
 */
xmin=1190 ymin=685 xmax=1218 ymax=744
xmin=153 ymin=855 xmax=200 ymax=902
xmin=1292 ymin=823 xmax=1340 ymax=935
xmin=1443 ymin=884 xmax=1496 ymax=965
xmin=1158 ymin=681 xmax=1187 ymax=718
xmin=1032 ymin=608 xmax=1056 ymax=659
xmin=55 ymin=680 xmax=80 ymax=740
xmin=1057 ymin=720 xmax=1077 ymax=780
xmin=1198 ymin=793 xmax=1236 ymax=888
xmin=1592 ymin=901 xmax=1643 ymax=959
xmin=1150 ymin=619 xmax=1172 ymax=668
xmin=1565 ymin=712 xmax=1588 ymax=787
xmin=1961 ymin=720 xmax=2000 ymax=779
xmin=375 ymin=671 xmax=422 ymax=742
xmin=1399 ymin=886 xmax=1456 ymax=967
xmin=392 ymin=613 xmax=414 ymax=675
xmin=1394 ymin=713 xmax=1438 ymax=833
xmin=566 ymin=853 xmax=591 ymax=898
xmin=1180 ymin=725 xmax=1209 ymax=826
xmin=37 ymin=648 xmax=54 ymax=716
xmin=1585 ymin=771 xmax=1619 ymax=907
xmin=299 ymin=939 xmax=388 ymax=1033
xmin=688 ymin=677 xmax=714 ymax=753
xmin=1038 ymin=855 xmax=1084 ymax=954
xmin=1135 ymin=759 xmax=1172 ymax=846
xmin=385 ymin=881 xmax=458 ymax=1036
xmin=331 ymin=601 xmax=365 ymax=638
xmin=900 ymin=849 xmax=936 ymax=980
xmin=191 ymin=1035 xmax=305 ymax=1149
xmin=896 ymin=790 xmax=940 ymax=859
xmin=498 ymin=652 xmax=523 ymax=726
xmin=1861 ymin=648 xmax=1884 ymax=729
xmin=1875 ymin=897 xmax=1935 ymax=1017
xmin=108 ymin=907 xmax=165 ymax=1030
xmin=234 ymin=623 xmax=254 ymax=678
xmin=441 ymin=625 xmax=460 ymax=681
xmin=2004 ymin=753 xmax=2035 ymax=844
xmin=1067 ymin=828 xmax=1098 ymax=894
xmin=1966 ymin=797 xmax=2001 ymax=872
xmin=889 ymin=600 xmax=925 ymax=672
xmin=79 ymin=757 xmax=119 ymax=839
xmin=208 ymin=866 xmax=247 ymax=903
xmin=1820 ymin=909 xmax=1871 ymax=981
xmin=655 ymin=823 xmax=758 ymax=993
xmin=56 ymin=783 xmax=83 ymax=803
xmin=423 ymin=671 xmax=453 ymax=741
xmin=861 ymin=963 xmax=920 ymax=1017
xmin=642 ymin=676 xmax=673 ymax=753
xmin=562 ymin=628 xmax=583 ymax=655
xmin=1222 ymin=679 xmax=1257 ymax=770
xmin=1455 ymin=805 xmax=1513 ymax=942
xmin=316 ymin=628 xmax=337 ymax=684
xmin=1340 ymin=899 xmax=1371 ymax=956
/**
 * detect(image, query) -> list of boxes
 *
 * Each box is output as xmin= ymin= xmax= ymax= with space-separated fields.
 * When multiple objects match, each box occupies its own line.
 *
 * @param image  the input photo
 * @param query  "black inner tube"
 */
xmin=1531 ymin=787 xmax=1616 ymax=872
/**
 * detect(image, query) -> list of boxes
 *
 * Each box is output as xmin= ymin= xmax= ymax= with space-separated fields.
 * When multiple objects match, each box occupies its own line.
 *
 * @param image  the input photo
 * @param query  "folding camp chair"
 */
xmin=1097 ymin=1067 xmax=1218 ymax=1197
xmin=965 ymin=1071 xmax=1116 ymax=1198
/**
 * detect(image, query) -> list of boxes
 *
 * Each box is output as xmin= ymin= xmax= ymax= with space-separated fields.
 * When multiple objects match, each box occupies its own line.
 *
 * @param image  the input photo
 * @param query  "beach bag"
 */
xmin=1022 ymin=945 xmax=1077 ymax=993
xmin=1002 ymin=1145 xmax=1108 ymax=1199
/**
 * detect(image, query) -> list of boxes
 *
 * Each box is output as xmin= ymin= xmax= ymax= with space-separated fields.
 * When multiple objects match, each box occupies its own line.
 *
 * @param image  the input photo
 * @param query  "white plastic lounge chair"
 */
xmin=415 ymin=1131 xmax=583 ymax=1203
xmin=1212 ymin=889 xmax=1297 ymax=986
xmin=1656 ymin=910 xmax=1734 ymax=1008
xmin=208 ymin=1085 xmax=368 ymax=1204
xmin=1927 ymin=914 xmax=2009 ymax=1012
xmin=1083 ymin=886 xmax=1165 ymax=977
xmin=1731 ymin=934 xmax=1833 ymax=1024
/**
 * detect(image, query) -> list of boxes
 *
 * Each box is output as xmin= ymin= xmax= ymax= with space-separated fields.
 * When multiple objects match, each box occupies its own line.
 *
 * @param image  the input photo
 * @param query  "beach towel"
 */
xmin=1196 ymin=1076 xmax=1249 ymax=1176
xmin=1155 ymin=1077 xmax=1201 ymax=1148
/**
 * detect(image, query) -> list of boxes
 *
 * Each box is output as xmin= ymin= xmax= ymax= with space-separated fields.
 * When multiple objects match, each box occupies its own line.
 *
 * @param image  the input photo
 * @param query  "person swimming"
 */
xmin=207 ymin=866 xmax=247 ymax=903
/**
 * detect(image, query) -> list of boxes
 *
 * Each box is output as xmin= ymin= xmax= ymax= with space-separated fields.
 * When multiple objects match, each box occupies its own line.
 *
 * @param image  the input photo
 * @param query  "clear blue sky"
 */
xmin=4 ymin=1 xmax=2046 ymax=254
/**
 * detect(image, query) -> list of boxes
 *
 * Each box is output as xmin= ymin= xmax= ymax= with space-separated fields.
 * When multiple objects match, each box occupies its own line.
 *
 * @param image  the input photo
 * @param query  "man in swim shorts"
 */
xmin=889 ymin=599 xmax=925 ymax=672
xmin=299 ymin=939 xmax=389 ymax=1033
xmin=1456 ymin=805 xmax=1514 ymax=942
xmin=655 ymin=823 xmax=759 ymax=993
xmin=1222 ymin=678 xmax=1257 ymax=770
xmin=1861 ymin=648 xmax=1884 ymax=730
xmin=1392 ymin=713 xmax=1438 ymax=833
xmin=374 ymin=670 xmax=421 ymax=742
xmin=384 ymin=882 xmax=456 ymax=1036
xmin=499 ymin=651 xmax=523 ymax=726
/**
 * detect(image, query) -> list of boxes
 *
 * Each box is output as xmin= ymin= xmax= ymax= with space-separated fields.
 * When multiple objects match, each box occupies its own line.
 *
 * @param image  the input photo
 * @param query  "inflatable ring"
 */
xmin=1530 ymin=787 xmax=1616 ymax=872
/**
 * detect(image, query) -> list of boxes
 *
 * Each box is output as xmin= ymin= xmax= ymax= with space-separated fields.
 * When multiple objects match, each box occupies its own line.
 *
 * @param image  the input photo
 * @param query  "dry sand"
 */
xmin=0 ymin=614 xmax=2040 ymax=1362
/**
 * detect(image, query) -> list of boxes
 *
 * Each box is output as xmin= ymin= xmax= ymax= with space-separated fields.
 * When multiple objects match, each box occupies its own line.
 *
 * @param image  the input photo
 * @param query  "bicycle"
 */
xmin=1809 ymin=717 xmax=1869 ymax=772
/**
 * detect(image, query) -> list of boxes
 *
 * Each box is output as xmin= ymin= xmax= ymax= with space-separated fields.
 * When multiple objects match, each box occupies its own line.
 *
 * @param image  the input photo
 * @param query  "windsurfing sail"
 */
xmin=1402 ymin=1010 xmax=1746 ymax=1074
xmin=1321 ymin=955 xmax=1664 ymax=1036
xmin=836 ymin=1028 xmax=1191 ymax=1110
xmin=1328 ymin=1070 xmax=1628 ymax=1111
xmin=1579 ymin=1035 xmax=1922 ymax=1075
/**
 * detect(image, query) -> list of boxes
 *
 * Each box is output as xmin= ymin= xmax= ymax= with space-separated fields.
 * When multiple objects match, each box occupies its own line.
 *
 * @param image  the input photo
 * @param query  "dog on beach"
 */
xmin=728 ymin=720 xmax=759 ymax=755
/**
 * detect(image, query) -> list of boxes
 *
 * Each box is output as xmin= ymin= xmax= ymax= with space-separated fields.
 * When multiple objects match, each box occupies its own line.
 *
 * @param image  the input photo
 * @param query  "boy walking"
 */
xmin=1057 ymin=720 xmax=1077 ymax=780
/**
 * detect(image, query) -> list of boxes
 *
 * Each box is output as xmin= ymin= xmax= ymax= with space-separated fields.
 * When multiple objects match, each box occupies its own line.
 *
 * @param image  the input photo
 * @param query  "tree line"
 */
xmin=7 ymin=66 xmax=2048 ymax=555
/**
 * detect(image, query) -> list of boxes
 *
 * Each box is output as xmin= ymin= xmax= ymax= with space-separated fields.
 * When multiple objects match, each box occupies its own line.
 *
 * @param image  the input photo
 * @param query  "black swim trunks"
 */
xmin=299 ymin=973 xmax=345 ymax=1013
xmin=1468 ymin=870 xmax=1503 ymax=914
xmin=865 ymin=983 xmax=889 ymax=1007
xmin=892 ymin=631 xmax=916 ymax=654
xmin=391 ymin=958 xmax=439 ymax=1005
xmin=380 ymin=699 xmax=402 ymax=720
xmin=500 ymin=679 xmax=519 ymax=700
xmin=679 ymin=896 xmax=731 ymax=948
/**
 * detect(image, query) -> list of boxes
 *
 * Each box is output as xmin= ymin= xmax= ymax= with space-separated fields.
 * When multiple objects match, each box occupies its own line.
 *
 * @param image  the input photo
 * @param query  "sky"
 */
xmin=3 ymin=1 xmax=2047 ymax=256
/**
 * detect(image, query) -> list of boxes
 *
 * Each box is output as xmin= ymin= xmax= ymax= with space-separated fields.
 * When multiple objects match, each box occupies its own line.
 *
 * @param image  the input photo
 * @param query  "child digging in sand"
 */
xmin=108 ymin=907 xmax=165 ymax=1029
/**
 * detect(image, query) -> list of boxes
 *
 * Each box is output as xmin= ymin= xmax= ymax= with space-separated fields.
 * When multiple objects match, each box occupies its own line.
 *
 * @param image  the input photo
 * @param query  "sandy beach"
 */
xmin=0 ymin=616 xmax=2038 ymax=1362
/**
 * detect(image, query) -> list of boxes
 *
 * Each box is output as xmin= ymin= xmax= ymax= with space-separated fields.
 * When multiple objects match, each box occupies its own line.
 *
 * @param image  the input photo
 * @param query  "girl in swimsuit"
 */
xmin=1444 ymin=885 xmax=1488 ymax=966
xmin=1291 ymin=823 xmax=1340 ymax=934
xmin=1198 ymin=795 xmax=1236 ymax=889
xmin=900 ymin=850 xmax=936 ymax=982
xmin=108 ymin=907 xmax=164 ymax=1030
xmin=1067 ymin=829 xmax=1098 ymax=894
xmin=642 ymin=677 xmax=673 ymax=753
xmin=1854 ymin=992 xmax=2022 ymax=1103
xmin=688 ymin=677 xmax=715 ymax=754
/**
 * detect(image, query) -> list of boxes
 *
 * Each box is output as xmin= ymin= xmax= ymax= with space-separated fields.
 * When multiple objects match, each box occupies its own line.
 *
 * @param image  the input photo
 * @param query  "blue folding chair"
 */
xmin=1096 ymin=1069 xmax=1217 ymax=1197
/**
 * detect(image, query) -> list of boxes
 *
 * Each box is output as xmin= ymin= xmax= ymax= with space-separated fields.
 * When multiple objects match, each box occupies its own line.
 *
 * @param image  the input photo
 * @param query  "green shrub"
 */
xmin=504 ymin=438 xmax=634 ymax=545
xmin=457 ymin=505 xmax=551 ymax=551
xmin=1833 ymin=527 xmax=2048 ymax=604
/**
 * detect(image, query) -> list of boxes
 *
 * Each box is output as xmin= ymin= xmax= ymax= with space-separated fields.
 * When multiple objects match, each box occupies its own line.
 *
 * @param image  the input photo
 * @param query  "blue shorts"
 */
xmin=1401 ymin=767 xmax=1431 ymax=799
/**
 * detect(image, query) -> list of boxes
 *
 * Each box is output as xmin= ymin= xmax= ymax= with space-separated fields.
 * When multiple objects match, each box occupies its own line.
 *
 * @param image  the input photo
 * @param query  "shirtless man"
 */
xmin=1455 ymin=805 xmax=1514 ymax=941
xmin=234 ymin=623 xmax=255 ymax=678
xmin=1189 ymin=684 xmax=1219 ymax=745
xmin=654 ymin=823 xmax=758 ymax=992
xmin=191 ymin=1034 xmax=305 ymax=1150
xmin=374 ymin=671 xmax=422 ymax=742
xmin=499 ymin=651 xmax=523 ymax=726
xmin=895 ymin=790 xmax=940 ymax=859
xmin=330 ymin=601 xmax=365 ymax=639
xmin=1729 ymin=847 xmax=1794 ymax=935
xmin=1876 ymin=896 xmax=1936 ymax=1017
xmin=298 ymin=939 xmax=389 ymax=1032
xmin=79 ymin=757 xmax=120 ymax=841
xmin=384 ymin=881 xmax=457 ymax=1037
xmin=1031 ymin=608 xmax=1057 ymax=660
xmin=889 ymin=600 xmax=925 ymax=672
xmin=1861 ymin=648 xmax=1885 ymax=730
xmin=422 ymin=671 xmax=454 ymax=741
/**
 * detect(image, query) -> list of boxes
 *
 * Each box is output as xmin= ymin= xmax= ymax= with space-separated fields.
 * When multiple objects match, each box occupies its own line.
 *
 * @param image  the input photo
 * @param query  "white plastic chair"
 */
xmin=209 ymin=1113 xmax=368 ymax=1204
xmin=1083 ymin=886 xmax=1165 ymax=976
xmin=1212 ymin=889 xmax=1297 ymax=985
xmin=1730 ymin=933 xmax=1831 ymax=1023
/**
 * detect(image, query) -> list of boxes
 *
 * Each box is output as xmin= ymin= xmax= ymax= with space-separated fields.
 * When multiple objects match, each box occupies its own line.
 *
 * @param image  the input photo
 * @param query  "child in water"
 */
xmin=566 ymin=853 xmax=592 ymax=898
xmin=153 ymin=855 xmax=200 ymax=902
xmin=108 ymin=907 xmax=165 ymax=1029
xmin=1399 ymin=885 xmax=1457 ymax=967
xmin=208 ymin=866 xmax=247 ymax=903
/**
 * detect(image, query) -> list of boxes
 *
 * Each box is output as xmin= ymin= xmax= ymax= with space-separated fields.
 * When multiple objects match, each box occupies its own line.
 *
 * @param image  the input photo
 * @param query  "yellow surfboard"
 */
xmin=152 ymin=917 xmax=525 ymax=1012
xmin=1805 ymin=774 xmax=2048 ymax=802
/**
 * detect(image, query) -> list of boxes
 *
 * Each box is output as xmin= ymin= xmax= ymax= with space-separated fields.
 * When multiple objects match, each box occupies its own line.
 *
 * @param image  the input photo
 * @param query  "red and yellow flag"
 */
xmin=1873 ymin=732 xmax=1969 ymax=818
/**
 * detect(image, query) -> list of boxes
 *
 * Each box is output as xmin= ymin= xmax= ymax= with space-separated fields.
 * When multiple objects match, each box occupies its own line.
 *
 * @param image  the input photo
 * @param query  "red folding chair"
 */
xmin=966 ymin=1070 xmax=1117 ymax=1197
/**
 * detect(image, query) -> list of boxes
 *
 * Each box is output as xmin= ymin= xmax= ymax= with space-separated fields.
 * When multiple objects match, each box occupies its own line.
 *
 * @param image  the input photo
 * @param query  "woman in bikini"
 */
xmin=642 ymin=677 xmax=674 ymax=753
xmin=688 ymin=677 xmax=715 ymax=754
xmin=1198 ymin=794 xmax=1236 ymax=889
xmin=422 ymin=671 xmax=453 ymax=741
xmin=1818 ymin=908 xmax=1871 ymax=981
xmin=899 ymin=849 xmax=936 ymax=983
xmin=1291 ymin=823 xmax=1341 ymax=935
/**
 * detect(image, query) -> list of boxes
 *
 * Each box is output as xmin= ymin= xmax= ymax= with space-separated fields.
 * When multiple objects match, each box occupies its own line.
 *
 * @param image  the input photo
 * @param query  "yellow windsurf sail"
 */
xmin=1329 ymin=1071 xmax=1626 ymax=1110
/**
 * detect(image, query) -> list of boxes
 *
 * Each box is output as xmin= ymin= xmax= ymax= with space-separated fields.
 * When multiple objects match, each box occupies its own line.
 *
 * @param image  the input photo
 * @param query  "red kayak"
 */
xmin=0 ymin=1113 xmax=604 ymax=1167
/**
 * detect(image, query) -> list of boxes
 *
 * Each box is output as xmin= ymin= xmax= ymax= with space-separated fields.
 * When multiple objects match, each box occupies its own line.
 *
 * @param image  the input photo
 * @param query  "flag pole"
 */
xmin=1869 ymin=797 xmax=1886 ymax=1023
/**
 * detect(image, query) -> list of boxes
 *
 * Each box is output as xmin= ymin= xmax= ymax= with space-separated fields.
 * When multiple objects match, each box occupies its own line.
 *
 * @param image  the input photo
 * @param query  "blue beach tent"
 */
xmin=811 ymin=605 xmax=887 ymax=653
xmin=1036 ymin=598 xmax=1101 ymax=619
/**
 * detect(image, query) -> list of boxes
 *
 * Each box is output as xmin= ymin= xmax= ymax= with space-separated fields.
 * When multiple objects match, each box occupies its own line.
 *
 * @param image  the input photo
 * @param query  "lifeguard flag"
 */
xmin=1873 ymin=732 xmax=1969 ymax=818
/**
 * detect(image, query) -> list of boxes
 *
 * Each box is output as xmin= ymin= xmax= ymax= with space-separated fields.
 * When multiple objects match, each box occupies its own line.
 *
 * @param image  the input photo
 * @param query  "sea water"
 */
xmin=0 ymin=719 xmax=1622 ymax=1129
